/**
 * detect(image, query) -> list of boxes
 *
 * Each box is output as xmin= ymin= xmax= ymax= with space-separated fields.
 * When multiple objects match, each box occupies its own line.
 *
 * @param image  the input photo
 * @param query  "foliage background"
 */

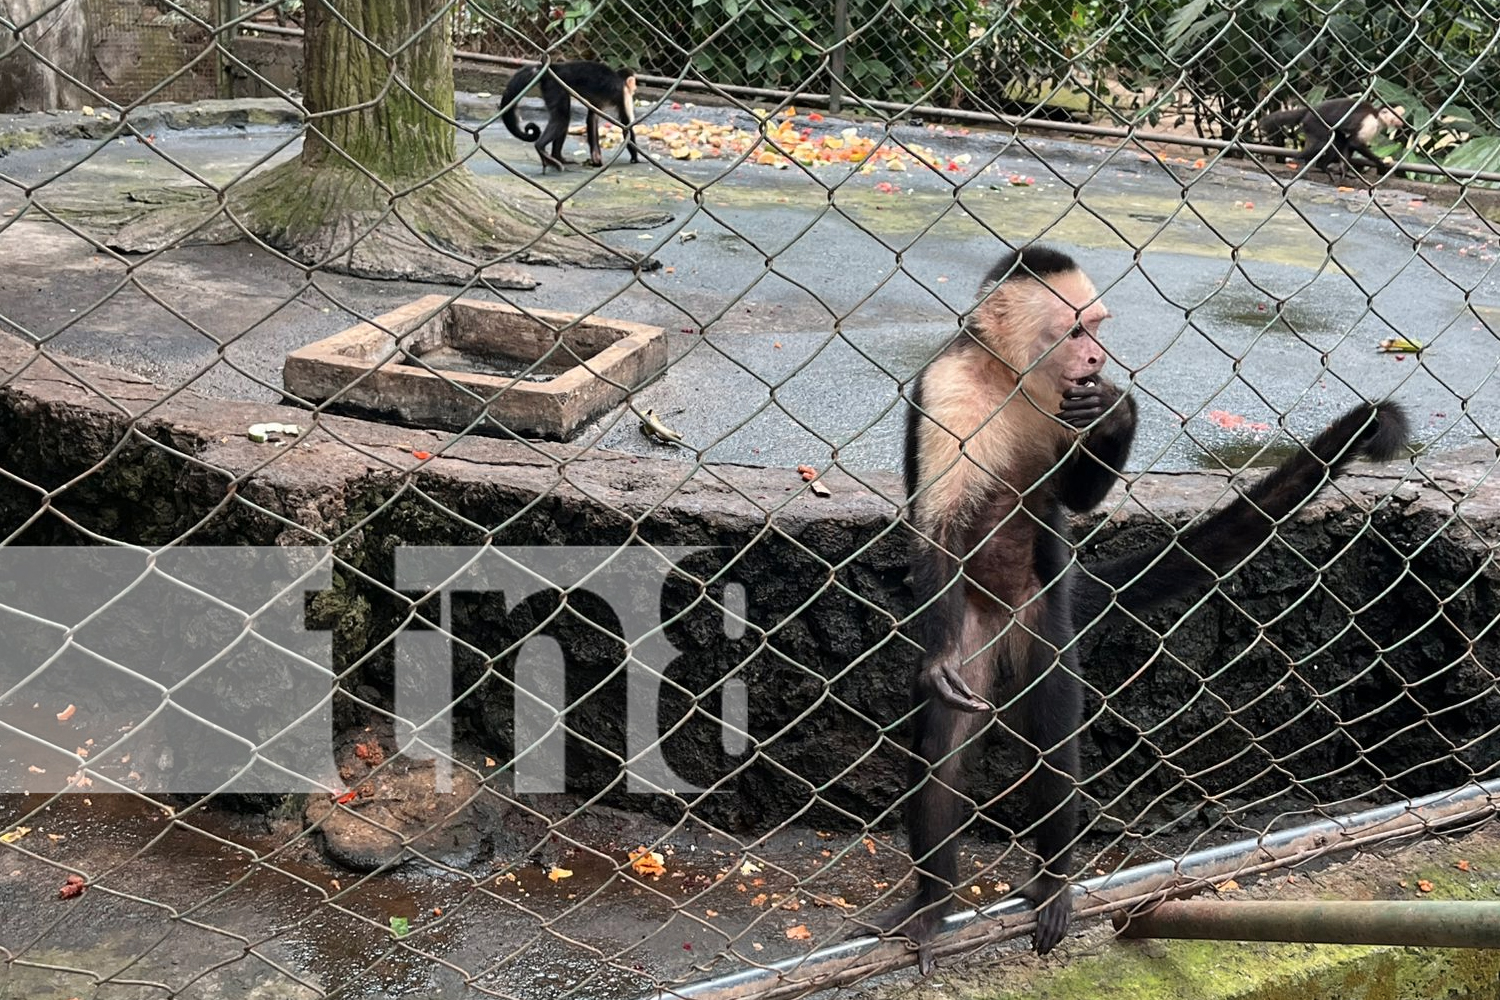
xmin=451 ymin=0 xmax=1500 ymax=175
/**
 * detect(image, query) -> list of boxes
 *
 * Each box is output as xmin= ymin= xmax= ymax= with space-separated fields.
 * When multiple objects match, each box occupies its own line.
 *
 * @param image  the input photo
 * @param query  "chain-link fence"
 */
xmin=2 ymin=1 xmax=1500 ymax=998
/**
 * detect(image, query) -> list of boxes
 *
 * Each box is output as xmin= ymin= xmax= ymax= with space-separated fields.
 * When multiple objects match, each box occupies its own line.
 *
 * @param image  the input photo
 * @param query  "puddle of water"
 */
xmin=1195 ymin=290 xmax=1335 ymax=338
xmin=1186 ymin=423 xmax=1431 ymax=470
xmin=1189 ymin=437 xmax=1301 ymax=471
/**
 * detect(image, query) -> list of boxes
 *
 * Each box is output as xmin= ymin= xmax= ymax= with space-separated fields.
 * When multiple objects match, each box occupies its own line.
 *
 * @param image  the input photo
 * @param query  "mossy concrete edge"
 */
xmin=912 ymin=840 xmax=1500 ymax=1000
xmin=1014 ymin=936 xmax=1500 ymax=1000
xmin=0 ymin=98 xmax=303 ymax=155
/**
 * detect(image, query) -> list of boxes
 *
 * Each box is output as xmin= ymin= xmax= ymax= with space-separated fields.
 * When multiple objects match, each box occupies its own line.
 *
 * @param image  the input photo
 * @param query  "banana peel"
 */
xmin=639 ymin=408 xmax=683 ymax=446
xmin=1378 ymin=336 xmax=1424 ymax=354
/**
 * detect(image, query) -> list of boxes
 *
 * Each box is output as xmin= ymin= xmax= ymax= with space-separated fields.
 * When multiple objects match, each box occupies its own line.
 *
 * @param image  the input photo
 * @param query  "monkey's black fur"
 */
xmin=500 ymin=60 xmax=642 ymax=173
xmin=1072 ymin=400 xmax=1409 ymax=624
xmin=1259 ymin=98 xmax=1398 ymax=180
xmin=871 ymin=245 xmax=1411 ymax=973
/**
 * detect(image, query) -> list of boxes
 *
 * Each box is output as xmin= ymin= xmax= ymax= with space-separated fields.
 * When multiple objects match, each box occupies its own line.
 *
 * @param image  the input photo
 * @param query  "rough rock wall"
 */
xmin=0 ymin=334 xmax=1493 ymax=834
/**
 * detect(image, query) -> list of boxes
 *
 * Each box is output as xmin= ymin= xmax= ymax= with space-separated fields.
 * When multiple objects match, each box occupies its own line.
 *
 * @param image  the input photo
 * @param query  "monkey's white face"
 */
xmin=1031 ymin=271 xmax=1107 ymax=387
xmin=971 ymin=266 xmax=1110 ymax=413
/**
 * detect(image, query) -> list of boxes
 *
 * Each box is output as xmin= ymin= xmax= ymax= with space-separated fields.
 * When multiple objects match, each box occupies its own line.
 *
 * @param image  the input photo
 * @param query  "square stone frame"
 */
xmin=283 ymin=295 xmax=668 ymax=441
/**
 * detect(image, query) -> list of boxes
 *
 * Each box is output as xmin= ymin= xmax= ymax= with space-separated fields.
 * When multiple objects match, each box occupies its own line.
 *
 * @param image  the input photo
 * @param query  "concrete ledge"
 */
xmin=0 ymin=98 xmax=302 ymax=154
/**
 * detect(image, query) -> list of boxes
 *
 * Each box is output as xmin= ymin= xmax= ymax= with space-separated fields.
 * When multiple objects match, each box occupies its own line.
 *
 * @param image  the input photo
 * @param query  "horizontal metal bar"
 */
xmin=1114 ymin=899 xmax=1500 ymax=949
xmin=634 ymin=778 xmax=1500 ymax=1000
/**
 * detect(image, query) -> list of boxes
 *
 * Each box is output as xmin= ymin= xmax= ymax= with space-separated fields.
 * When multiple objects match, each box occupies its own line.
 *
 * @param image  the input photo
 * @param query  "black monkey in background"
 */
xmin=500 ymin=60 xmax=643 ymax=173
xmin=858 ymin=246 xmax=1410 ymax=973
xmin=1259 ymin=97 xmax=1405 ymax=180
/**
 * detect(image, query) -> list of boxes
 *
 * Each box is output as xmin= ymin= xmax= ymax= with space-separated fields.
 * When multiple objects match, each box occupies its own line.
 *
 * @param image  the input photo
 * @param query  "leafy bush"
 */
xmin=963 ymin=1 xmax=1109 ymax=115
xmin=452 ymin=0 xmax=1500 ymax=172
xmin=1110 ymin=0 xmax=1500 ymax=142
xmin=455 ymin=0 xmax=983 ymax=104
xmin=1373 ymin=77 xmax=1500 ymax=187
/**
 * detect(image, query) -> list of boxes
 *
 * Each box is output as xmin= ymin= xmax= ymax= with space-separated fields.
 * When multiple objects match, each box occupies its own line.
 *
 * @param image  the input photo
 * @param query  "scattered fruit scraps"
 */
xmin=1134 ymin=152 xmax=1209 ymax=169
xmin=599 ymin=113 xmax=967 ymax=174
xmin=630 ymin=846 xmax=667 ymax=877
xmin=1207 ymin=410 xmax=1271 ymax=433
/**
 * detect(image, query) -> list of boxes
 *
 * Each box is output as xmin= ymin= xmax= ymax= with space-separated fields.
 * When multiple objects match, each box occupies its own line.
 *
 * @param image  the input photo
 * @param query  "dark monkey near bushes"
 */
xmin=500 ymin=60 xmax=643 ymax=173
xmin=1259 ymin=97 xmax=1405 ymax=180
xmin=857 ymin=246 xmax=1410 ymax=972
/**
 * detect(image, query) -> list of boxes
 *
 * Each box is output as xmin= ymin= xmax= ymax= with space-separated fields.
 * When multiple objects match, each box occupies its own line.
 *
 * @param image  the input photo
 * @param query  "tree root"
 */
xmin=72 ymin=162 xmax=671 ymax=287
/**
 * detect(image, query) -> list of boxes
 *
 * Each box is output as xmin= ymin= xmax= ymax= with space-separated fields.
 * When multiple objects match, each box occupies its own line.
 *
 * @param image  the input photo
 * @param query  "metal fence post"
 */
xmin=829 ymin=0 xmax=847 ymax=114
xmin=216 ymin=0 xmax=237 ymax=99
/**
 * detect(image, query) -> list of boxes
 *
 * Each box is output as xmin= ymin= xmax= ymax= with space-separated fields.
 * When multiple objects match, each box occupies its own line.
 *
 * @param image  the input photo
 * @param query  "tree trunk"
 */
xmin=104 ymin=0 xmax=665 ymax=285
xmin=300 ymin=0 xmax=455 ymax=180
xmin=0 ymin=0 xmax=92 ymax=113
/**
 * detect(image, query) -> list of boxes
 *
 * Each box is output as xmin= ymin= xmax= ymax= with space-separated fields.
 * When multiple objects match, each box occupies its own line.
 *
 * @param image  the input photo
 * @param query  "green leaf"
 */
xmin=1163 ymin=0 xmax=1212 ymax=45
xmin=1167 ymin=11 xmax=1228 ymax=57
xmin=1441 ymin=135 xmax=1500 ymax=186
xmin=1253 ymin=0 xmax=1294 ymax=17
xmin=390 ymin=916 xmax=410 ymax=937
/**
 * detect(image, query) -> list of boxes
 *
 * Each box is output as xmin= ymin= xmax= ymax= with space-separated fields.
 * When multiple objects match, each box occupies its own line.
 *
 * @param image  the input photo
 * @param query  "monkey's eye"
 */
xmin=1067 ymin=325 xmax=1085 ymax=339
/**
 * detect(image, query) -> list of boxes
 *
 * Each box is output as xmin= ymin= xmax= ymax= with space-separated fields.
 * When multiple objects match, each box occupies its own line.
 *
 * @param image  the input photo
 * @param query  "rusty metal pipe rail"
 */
xmin=1113 ymin=899 xmax=1500 ymax=949
xmin=634 ymin=778 xmax=1499 ymax=1000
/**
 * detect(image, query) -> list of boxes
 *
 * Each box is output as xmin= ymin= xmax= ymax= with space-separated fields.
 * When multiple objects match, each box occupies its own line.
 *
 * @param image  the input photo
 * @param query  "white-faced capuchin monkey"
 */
xmin=500 ymin=60 xmax=642 ymax=173
xmin=857 ymin=245 xmax=1410 ymax=973
xmin=1259 ymin=97 xmax=1405 ymax=180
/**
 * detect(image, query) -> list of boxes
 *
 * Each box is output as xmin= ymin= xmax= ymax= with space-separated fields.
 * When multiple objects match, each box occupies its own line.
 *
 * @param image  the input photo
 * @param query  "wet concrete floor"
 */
xmin=1 ymin=97 xmax=1497 ymax=473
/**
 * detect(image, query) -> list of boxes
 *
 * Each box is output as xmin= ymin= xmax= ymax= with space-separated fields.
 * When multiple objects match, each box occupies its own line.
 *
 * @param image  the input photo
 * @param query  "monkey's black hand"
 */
xmin=1026 ymin=871 xmax=1074 ymax=956
xmin=1057 ymin=378 xmax=1118 ymax=430
xmin=848 ymin=897 xmax=946 ymax=975
xmin=919 ymin=659 xmax=990 ymax=713
xmin=1033 ymin=891 xmax=1072 ymax=955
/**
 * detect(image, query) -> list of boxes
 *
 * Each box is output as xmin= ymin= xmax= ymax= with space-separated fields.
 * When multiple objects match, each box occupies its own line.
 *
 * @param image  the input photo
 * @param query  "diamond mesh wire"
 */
xmin=1 ymin=1 xmax=1499 ymax=999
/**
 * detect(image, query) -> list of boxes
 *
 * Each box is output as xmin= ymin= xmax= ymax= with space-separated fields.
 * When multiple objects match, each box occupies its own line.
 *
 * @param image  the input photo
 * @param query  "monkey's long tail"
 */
xmin=500 ymin=64 xmax=542 ymax=142
xmin=1258 ymin=108 xmax=1306 ymax=138
xmin=1071 ymin=400 xmax=1409 ymax=626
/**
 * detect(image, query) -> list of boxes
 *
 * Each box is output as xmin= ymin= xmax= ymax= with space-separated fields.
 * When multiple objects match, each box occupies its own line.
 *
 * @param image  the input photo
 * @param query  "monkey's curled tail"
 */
xmin=500 ymin=64 xmax=542 ymax=141
xmin=1072 ymin=401 xmax=1409 ymax=626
